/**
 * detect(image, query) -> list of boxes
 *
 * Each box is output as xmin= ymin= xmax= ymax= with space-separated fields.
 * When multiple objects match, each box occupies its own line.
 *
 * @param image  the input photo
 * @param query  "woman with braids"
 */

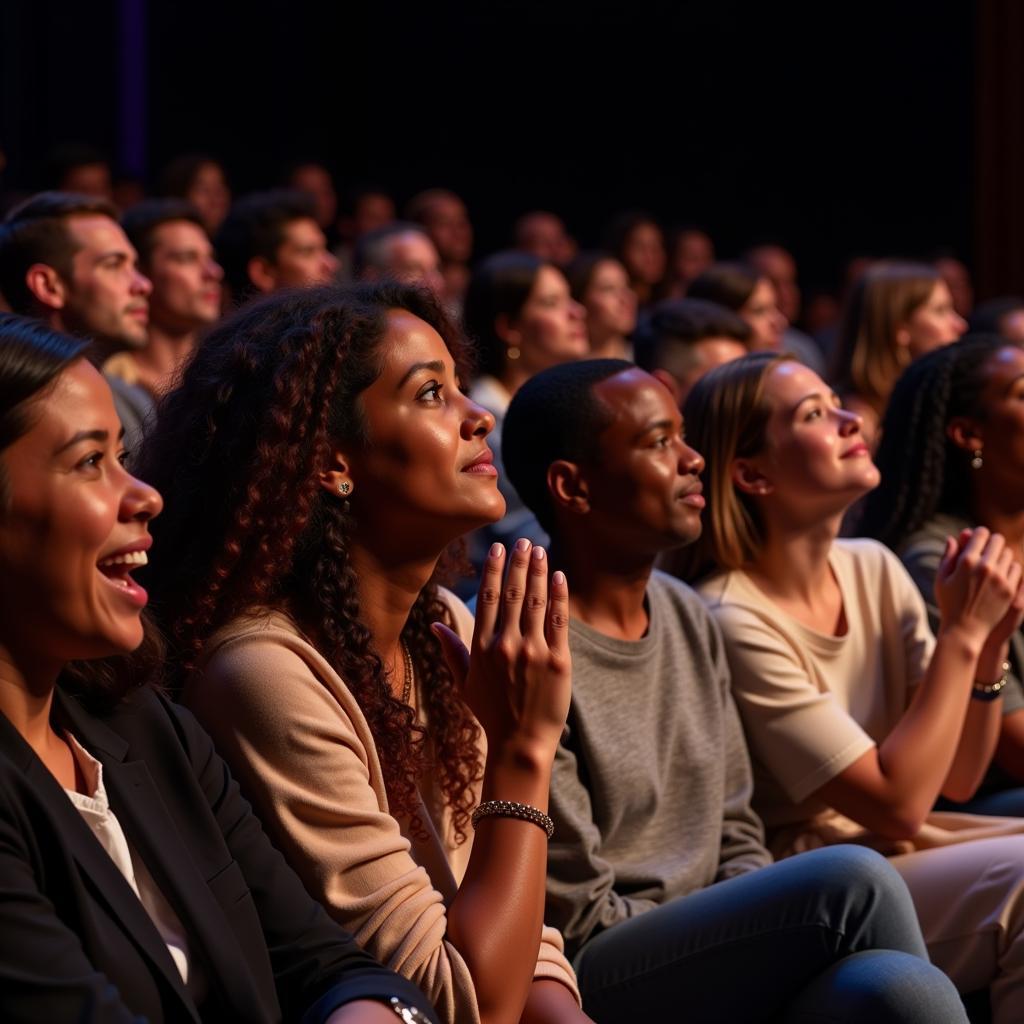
xmin=861 ymin=335 xmax=1024 ymax=814
xmin=0 ymin=313 xmax=438 ymax=1023
xmin=680 ymin=352 xmax=1024 ymax=1019
xmin=830 ymin=260 xmax=967 ymax=448
xmin=140 ymin=283 xmax=588 ymax=1024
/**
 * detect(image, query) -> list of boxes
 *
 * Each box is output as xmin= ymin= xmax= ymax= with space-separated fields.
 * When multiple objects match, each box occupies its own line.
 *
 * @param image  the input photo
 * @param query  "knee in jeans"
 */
xmin=805 ymin=845 xmax=910 ymax=907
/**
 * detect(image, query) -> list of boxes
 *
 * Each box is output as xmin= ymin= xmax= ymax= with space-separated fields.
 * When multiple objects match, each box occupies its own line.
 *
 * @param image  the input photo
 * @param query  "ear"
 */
xmin=895 ymin=323 xmax=912 ymax=349
xmin=650 ymin=368 xmax=682 ymax=405
xmin=494 ymin=312 xmax=521 ymax=347
xmin=24 ymin=264 xmax=68 ymax=311
xmin=318 ymin=449 xmax=356 ymax=499
xmin=547 ymin=459 xmax=590 ymax=517
xmin=947 ymin=416 xmax=983 ymax=454
xmin=247 ymin=256 xmax=278 ymax=294
xmin=732 ymin=457 xmax=773 ymax=498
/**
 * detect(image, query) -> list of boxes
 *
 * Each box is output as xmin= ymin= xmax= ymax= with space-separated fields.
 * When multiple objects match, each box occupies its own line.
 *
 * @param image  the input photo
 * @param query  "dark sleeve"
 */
xmin=0 ymin=786 xmax=146 ymax=1023
xmin=167 ymin=696 xmax=439 ymax=1024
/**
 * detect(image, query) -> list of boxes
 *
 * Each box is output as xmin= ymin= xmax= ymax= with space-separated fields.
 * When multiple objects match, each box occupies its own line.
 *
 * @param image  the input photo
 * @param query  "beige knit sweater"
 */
xmin=184 ymin=589 xmax=579 ymax=1023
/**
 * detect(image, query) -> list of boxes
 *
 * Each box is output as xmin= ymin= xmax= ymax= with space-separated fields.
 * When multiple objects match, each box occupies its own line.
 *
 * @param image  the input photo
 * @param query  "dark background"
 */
xmin=0 ymin=1 xmax=998 ymax=294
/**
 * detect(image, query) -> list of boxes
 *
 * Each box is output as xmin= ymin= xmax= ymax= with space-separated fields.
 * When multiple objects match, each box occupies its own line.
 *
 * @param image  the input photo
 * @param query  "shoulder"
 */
xmin=900 ymin=514 xmax=968 ymax=562
xmin=834 ymin=537 xmax=918 ymax=590
xmin=435 ymin=586 xmax=474 ymax=646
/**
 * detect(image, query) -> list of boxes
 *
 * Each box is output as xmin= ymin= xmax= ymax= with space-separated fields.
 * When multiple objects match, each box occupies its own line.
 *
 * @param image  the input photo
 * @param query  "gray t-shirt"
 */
xmin=545 ymin=570 xmax=770 ymax=958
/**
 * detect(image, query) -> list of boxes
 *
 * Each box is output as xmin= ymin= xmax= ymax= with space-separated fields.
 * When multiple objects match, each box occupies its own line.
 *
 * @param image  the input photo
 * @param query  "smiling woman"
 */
xmin=140 ymin=282 xmax=589 ymax=1024
xmin=0 ymin=312 xmax=439 ymax=1023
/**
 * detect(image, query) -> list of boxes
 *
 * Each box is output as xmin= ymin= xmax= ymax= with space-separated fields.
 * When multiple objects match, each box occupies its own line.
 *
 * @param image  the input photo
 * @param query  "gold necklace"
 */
xmin=400 ymin=641 xmax=414 ymax=705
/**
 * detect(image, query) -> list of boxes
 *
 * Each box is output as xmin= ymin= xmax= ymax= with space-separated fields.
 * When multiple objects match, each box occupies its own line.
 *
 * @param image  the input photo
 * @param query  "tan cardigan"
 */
xmin=184 ymin=590 xmax=579 ymax=1023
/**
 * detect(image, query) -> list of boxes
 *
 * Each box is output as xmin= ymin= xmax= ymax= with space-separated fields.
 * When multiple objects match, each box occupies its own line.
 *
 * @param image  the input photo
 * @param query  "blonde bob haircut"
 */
xmin=831 ymin=260 xmax=941 ymax=416
xmin=666 ymin=351 xmax=794 ymax=583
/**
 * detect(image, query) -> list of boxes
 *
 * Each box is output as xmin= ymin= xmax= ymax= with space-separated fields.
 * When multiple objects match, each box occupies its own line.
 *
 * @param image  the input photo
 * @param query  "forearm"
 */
xmin=519 ymin=980 xmax=591 ymax=1023
xmin=942 ymin=664 xmax=1003 ymax=801
xmin=446 ymin=742 xmax=555 ymax=1024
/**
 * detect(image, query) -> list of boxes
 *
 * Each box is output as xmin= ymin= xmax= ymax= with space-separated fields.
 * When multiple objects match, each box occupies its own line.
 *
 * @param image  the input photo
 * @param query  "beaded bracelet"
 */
xmin=471 ymin=799 xmax=555 ymax=839
xmin=972 ymin=660 xmax=1011 ymax=702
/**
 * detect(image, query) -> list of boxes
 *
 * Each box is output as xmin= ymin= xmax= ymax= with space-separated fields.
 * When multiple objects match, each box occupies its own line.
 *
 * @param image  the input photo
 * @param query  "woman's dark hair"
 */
xmin=462 ymin=250 xmax=544 ymax=380
xmin=0 ymin=312 xmax=162 ymax=705
xmin=860 ymin=333 xmax=1012 ymax=549
xmin=140 ymin=282 xmax=481 ymax=837
xmin=686 ymin=262 xmax=760 ymax=312
xmin=565 ymin=250 xmax=618 ymax=303
xmin=156 ymin=153 xmax=226 ymax=198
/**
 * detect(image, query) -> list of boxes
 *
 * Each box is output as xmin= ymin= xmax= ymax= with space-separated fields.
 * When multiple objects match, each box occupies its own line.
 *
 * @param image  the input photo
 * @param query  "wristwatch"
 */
xmin=388 ymin=996 xmax=433 ymax=1023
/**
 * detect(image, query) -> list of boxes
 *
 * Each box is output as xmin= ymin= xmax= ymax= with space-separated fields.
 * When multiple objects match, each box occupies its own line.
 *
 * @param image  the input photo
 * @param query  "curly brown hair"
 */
xmin=139 ymin=282 xmax=482 ymax=838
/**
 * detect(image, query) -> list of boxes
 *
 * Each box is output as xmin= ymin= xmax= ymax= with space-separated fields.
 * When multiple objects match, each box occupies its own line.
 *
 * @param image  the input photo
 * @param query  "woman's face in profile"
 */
xmin=344 ymin=311 xmax=506 ymax=543
xmin=967 ymin=345 xmax=1024 ymax=489
xmin=740 ymin=278 xmax=788 ymax=351
xmin=901 ymin=280 xmax=968 ymax=360
xmin=0 ymin=360 xmax=162 ymax=663
xmin=509 ymin=265 xmax=588 ymax=374
xmin=583 ymin=259 xmax=638 ymax=341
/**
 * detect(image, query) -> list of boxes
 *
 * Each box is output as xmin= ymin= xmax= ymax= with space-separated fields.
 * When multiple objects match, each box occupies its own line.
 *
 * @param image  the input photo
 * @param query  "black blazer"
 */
xmin=0 ymin=685 xmax=437 ymax=1023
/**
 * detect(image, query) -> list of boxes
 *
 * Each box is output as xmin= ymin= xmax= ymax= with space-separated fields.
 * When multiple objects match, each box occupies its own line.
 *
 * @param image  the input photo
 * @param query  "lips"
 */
xmin=841 ymin=443 xmax=869 ymax=459
xmin=676 ymin=482 xmax=705 ymax=508
xmin=462 ymin=448 xmax=498 ymax=476
xmin=96 ymin=539 xmax=152 ymax=608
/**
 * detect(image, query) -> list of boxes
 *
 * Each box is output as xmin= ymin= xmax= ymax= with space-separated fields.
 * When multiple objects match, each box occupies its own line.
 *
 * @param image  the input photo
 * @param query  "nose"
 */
xmin=569 ymin=298 xmax=586 ymax=322
xmin=461 ymin=395 xmax=496 ymax=439
xmin=677 ymin=437 xmax=705 ymax=475
xmin=837 ymin=406 xmax=863 ymax=435
xmin=120 ymin=471 xmax=163 ymax=522
xmin=206 ymin=258 xmax=225 ymax=282
xmin=132 ymin=268 xmax=153 ymax=297
xmin=322 ymin=250 xmax=340 ymax=280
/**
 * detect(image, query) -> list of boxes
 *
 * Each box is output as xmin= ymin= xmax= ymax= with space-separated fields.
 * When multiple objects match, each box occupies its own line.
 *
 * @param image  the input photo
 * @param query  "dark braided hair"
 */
xmin=860 ymin=334 xmax=1011 ymax=550
xmin=139 ymin=282 xmax=481 ymax=838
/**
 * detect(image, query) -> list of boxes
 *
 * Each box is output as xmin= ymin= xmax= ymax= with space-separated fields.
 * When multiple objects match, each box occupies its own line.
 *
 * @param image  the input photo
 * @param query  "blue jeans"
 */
xmin=935 ymin=786 xmax=1024 ymax=817
xmin=572 ymin=846 xmax=966 ymax=1023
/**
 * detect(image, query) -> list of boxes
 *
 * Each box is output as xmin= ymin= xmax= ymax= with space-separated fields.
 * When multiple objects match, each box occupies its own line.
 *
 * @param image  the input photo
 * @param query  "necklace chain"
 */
xmin=400 ymin=640 xmax=414 ymax=705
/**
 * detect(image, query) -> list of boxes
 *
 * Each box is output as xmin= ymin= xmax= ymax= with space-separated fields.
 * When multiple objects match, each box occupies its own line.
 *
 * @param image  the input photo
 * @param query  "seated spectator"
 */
xmin=633 ymin=296 xmax=749 ymax=405
xmin=46 ymin=142 xmax=113 ymax=201
xmin=969 ymin=297 xmax=1024 ymax=342
xmin=688 ymin=261 xmax=825 ymax=374
xmin=406 ymin=188 xmax=473 ymax=313
xmin=932 ymin=250 xmax=975 ymax=319
xmin=353 ymin=222 xmax=444 ymax=296
xmin=288 ymin=160 xmax=340 ymax=247
xmin=683 ymin=352 xmax=1024 ymax=1019
xmin=215 ymin=189 xmax=338 ymax=304
xmin=603 ymin=211 xmax=665 ymax=308
xmin=862 ymin=335 xmax=1024 ymax=816
xmin=514 ymin=210 xmax=577 ymax=266
xmin=463 ymin=252 xmax=588 ymax=560
xmin=109 ymin=199 xmax=223 ymax=397
xmin=0 ymin=312 xmax=439 ymax=1024
xmin=830 ymin=260 xmax=967 ymax=447
xmin=499 ymin=357 xmax=968 ymax=1023
xmin=0 ymin=191 xmax=154 ymax=450
xmin=662 ymin=224 xmax=715 ymax=299
xmin=565 ymin=252 xmax=637 ymax=361
xmin=157 ymin=153 xmax=232 ymax=235
xmin=140 ymin=284 xmax=588 ymax=1024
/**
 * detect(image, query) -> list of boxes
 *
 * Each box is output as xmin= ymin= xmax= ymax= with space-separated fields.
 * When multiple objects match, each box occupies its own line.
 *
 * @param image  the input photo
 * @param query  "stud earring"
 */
xmin=339 ymin=482 xmax=351 ymax=494
xmin=971 ymin=449 xmax=983 ymax=470
xmin=507 ymin=345 xmax=521 ymax=361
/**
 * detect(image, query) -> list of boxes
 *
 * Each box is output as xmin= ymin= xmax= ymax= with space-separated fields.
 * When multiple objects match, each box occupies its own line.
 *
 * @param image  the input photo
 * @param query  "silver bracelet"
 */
xmin=972 ymin=660 xmax=1011 ymax=702
xmin=471 ymin=799 xmax=554 ymax=838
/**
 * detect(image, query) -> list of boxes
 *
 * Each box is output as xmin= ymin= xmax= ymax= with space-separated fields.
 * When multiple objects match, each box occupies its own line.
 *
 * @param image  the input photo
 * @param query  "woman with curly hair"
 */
xmin=140 ymin=282 xmax=587 ymax=1024
xmin=861 ymin=335 xmax=1024 ymax=814
xmin=681 ymin=351 xmax=1024 ymax=1019
xmin=830 ymin=260 xmax=967 ymax=448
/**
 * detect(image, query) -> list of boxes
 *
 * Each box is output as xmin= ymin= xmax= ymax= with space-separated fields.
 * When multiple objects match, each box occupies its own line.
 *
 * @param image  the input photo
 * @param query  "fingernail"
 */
xmin=533 ymin=546 xmax=546 ymax=561
xmin=553 ymin=571 xmax=566 ymax=585
xmin=516 ymin=538 xmax=531 ymax=552
xmin=490 ymin=543 xmax=503 ymax=558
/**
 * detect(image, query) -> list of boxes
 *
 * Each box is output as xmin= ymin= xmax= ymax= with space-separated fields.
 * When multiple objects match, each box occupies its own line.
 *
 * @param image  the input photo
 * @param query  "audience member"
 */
xmin=663 ymin=225 xmax=715 ymax=298
xmin=499 ymin=357 xmax=968 ymax=1023
xmin=406 ymin=188 xmax=473 ymax=312
xmin=46 ymin=143 xmax=114 ymax=201
xmin=288 ymin=160 xmax=340 ymax=245
xmin=688 ymin=261 xmax=826 ymax=374
xmin=831 ymin=260 xmax=967 ymax=447
xmin=565 ymin=252 xmax=637 ymax=361
xmin=0 ymin=312 xmax=439 ymax=1024
xmin=969 ymin=297 xmax=1024 ymax=342
xmin=0 ymin=191 xmax=154 ymax=449
xmin=353 ymin=222 xmax=444 ymax=296
xmin=110 ymin=199 xmax=223 ymax=397
xmin=140 ymin=284 xmax=588 ymax=1024
xmin=862 ymin=335 xmax=1024 ymax=815
xmin=463 ymin=252 xmax=588 ymax=557
xmin=157 ymin=154 xmax=232 ymax=236
xmin=514 ymin=211 xmax=577 ymax=265
xmin=633 ymin=296 xmax=749 ymax=405
xmin=603 ymin=211 xmax=665 ymax=308
xmin=215 ymin=189 xmax=338 ymax=304
xmin=685 ymin=352 xmax=1024 ymax=1020
xmin=933 ymin=251 xmax=975 ymax=319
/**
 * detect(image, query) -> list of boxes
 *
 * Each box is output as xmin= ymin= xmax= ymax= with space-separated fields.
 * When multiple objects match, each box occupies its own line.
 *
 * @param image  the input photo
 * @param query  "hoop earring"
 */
xmin=971 ymin=449 xmax=984 ymax=470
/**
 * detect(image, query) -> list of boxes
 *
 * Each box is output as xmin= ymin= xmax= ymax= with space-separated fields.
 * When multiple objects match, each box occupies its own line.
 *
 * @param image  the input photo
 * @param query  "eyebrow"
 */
xmin=397 ymin=359 xmax=447 ymax=389
xmin=54 ymin=426 xmax=125 ymax=455
xmin=633 ymin=417 xmax=676 ymax=442
xmin=791 ymin=391 xmax=839 ymax=413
